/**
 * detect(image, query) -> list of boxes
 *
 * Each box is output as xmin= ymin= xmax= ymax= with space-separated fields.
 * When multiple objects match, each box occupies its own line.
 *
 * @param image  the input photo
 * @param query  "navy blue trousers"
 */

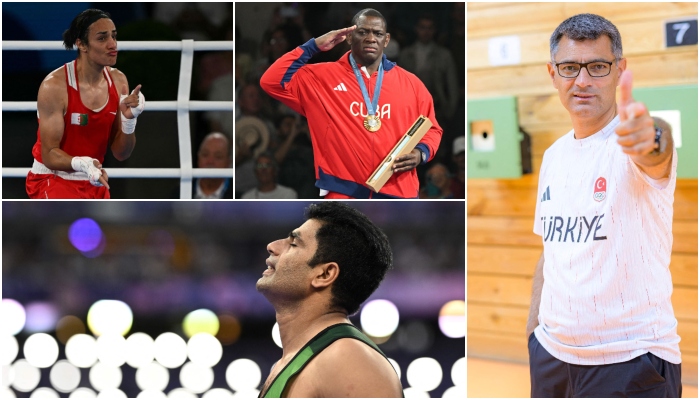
xmin=529 ymin=333 xmax=682 ymax=398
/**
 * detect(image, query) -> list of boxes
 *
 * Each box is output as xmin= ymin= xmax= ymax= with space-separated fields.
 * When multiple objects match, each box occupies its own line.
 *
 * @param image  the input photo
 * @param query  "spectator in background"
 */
xmin=193 ymin=132 xmax=233 ymax=199
xmin=450 ymin=136 xmax=465 ymax=199
xmin=270 ymin=115 xmax=318 ymax=199
xmin=399 ymin=15 xmax=458 ymax=127
xmin=242 ymin=152 xmax=297 ymax=199
xmin=420 ymin=163 xmax=454 ymax=199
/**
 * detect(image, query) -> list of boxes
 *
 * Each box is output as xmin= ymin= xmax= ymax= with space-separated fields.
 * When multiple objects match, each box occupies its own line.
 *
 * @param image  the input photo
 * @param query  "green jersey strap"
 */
xmin=260 ymin=323 xmax=391 ymax=398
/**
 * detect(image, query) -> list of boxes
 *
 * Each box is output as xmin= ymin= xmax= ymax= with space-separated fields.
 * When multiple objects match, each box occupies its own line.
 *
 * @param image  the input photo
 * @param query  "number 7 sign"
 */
xmin=665 ymin=18 xmax=698 ymax=48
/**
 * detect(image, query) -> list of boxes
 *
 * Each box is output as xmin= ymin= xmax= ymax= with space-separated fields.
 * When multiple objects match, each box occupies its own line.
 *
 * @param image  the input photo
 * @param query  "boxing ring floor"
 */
xmin=467 ymin=357 xmax=698 ymax=398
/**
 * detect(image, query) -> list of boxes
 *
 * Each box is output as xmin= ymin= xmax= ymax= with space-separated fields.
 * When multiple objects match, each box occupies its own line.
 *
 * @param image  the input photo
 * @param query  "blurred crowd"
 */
xmin=235 ymin=3 xmax=465 ymax=199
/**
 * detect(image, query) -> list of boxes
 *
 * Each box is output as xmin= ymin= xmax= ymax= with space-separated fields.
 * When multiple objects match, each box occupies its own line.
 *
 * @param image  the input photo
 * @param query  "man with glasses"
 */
xmin=526 ymin=13 xmax=680 ymax=397
xmin=242 ymin=152 xmax=298 ymax=199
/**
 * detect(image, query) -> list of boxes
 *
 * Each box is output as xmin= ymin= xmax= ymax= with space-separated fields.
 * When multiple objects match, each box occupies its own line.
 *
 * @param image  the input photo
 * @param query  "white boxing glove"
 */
xmin=120 ymin=89 xmax=145 ymax=134
xmin=71 ymin=156 xmax=104 ymax=187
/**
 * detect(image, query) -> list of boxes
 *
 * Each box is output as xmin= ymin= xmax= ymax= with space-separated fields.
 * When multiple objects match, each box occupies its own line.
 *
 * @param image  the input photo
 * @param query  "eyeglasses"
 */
xmin=255 ymin=162 xmax=274 ymax=170
xmin=554 ymin=60 xmax=615 ymax=78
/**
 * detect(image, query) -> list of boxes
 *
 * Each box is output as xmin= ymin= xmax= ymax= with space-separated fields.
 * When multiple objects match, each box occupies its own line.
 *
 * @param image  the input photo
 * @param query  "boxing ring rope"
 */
xmin=2 ymin=40 xmax=234 ymax=199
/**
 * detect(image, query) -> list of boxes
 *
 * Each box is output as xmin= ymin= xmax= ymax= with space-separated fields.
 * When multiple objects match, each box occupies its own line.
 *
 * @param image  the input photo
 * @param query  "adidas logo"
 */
xmin=333 ymin=83 xmax=348 ymax=92
xmin=541 ymin=186 xmax=551 ymax=202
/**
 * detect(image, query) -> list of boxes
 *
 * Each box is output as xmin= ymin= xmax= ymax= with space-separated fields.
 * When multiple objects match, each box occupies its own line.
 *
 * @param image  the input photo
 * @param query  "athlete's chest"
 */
xmin=75 ymin=81 xmax=111 ymax=110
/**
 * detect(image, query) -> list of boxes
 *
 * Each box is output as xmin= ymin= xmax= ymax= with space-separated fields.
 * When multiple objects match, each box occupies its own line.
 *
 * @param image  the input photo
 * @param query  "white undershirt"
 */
xmin=533 ymin=116 xmax=680 ymax=365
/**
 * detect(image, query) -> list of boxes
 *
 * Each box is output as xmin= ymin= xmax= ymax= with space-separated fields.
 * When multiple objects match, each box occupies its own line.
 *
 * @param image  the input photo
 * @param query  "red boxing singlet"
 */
xmin=31 ymin=59 xmax=119 ymax=164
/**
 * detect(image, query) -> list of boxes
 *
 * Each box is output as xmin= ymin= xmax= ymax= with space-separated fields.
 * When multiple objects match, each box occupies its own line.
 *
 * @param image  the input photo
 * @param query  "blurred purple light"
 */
xmin=68 ymin=218 xmax=103 ymax=252
xmin=25 ymin=302 xmax=59 ymax=333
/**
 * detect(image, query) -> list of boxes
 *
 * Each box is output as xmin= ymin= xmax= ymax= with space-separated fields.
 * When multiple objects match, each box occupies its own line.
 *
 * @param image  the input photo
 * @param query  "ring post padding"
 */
xmin=177 ymin=39 xmax=195 ymax=199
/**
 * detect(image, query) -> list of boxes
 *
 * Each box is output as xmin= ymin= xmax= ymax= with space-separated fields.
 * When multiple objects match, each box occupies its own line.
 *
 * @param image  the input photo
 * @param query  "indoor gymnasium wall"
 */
xmin=466 ymin=2 xmax=698 ymax=384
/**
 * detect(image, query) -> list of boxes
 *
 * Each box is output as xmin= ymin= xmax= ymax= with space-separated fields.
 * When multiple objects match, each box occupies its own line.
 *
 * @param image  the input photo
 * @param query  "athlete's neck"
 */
xmin=76 ymin=56 xmax=105 ymax=86
xmin=276 ymin=307 xmax=349 ymax=360
xmin=352 ymin=52 xmax=383 ymax=76
xmin=571 ymin=105 xmax=617 ymax=139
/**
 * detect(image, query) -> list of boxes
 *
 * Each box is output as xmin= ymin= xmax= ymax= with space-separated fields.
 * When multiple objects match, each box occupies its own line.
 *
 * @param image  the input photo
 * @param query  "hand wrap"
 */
xmin=71 ymin=156 xmax=104 ymax=187
xmin=119 ymin=91 xmax=145 ymax=134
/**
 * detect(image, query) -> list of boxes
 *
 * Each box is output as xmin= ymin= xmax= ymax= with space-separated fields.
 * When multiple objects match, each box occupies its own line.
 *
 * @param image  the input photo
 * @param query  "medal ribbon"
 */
xmin=349 ymin=54 xmax=384 ymax=118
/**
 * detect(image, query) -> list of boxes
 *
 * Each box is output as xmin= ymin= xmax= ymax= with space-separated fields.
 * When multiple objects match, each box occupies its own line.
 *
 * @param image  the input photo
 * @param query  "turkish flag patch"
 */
xmin=593 ymin=177 xmax=606 ymax=202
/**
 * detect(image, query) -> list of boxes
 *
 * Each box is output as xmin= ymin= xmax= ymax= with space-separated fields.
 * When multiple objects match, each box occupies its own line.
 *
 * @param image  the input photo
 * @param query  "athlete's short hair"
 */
xmin=63 ymin=9 xmax=112 ymax=51
xmin=305 ymin=202 xmax=393 ymax=315
xmin=550 ymin=13 xmax=623 ymax=61
xmin=351 ymin=8 xmax=387 ymax=31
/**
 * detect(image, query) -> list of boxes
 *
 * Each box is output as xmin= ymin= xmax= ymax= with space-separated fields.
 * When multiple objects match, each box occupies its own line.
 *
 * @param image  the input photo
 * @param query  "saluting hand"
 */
xmin=615 ymin=71 xmax=656 ymax=155
xmin=315 ymin=26 xmax=356 ymax=51
xmin=120 ymin=84 xmax=142 ymax=119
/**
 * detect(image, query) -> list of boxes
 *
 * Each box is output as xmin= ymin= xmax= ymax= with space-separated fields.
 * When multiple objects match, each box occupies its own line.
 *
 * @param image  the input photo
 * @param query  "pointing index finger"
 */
xmin=618 ymin=70 xmax=633 ymax=108
xmin=132 ymin=84 xmax=142 ymax=96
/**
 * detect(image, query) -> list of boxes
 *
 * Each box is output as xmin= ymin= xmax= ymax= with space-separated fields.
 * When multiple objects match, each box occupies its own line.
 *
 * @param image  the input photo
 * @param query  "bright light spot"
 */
xmin=451 ymin=358 xmax=465 ymax=387
xmin=202 ymin=388 xmax=234 ymax=399
xmin=2 ymin=388 xmax=16 ymax=398
xmin=406 ymin=357 xmax=443 ymax=392
xmin=360 ymin=299 xmax=400 ymax=337
xmin=135 ymin=362 xmax=169 ymax=391
xmin=183 ymin=309 xmax=219 ymax=338
xmin=441 ymin=386 xmax=466 ymax=398
xmin=65 ymin=334 xmax=98 ymax=368
xmin=154 ymin=333 xmax=187 ymax=369
xmin=231 ymin=389 xmax=260 ymax=399
xmin=68 ymin=388 xmax=97 ymax=398
xmin=29 ymin=387 xmax=59 ymax=398
xmin=88 ymin=362 xmax=122 ymax=392
xmin=25 ymin=302 xmax=59 ymax=333
xmin=24 ymin=333 xmax=59 ymax=368
xmin=187 ymin=333 xmax=222 ymax=368
xmin=2 ymin=299 xmax=26 ymax=335
xmin=96 ymin=388 xmax=127 ymax=398
xmin=87 ymin=300 xmax=133 ymax=337
xmin=126 ymin=332 xmax=155 ymax=368
xmin=271 ymin=323 xmax=282 ymax=348
xmin=225 ymin=358 xmax=261 ymax=391
xmin=438 ymin=300 xmax=465 ymax=338
xmin=136 ymin=390 xmax=167 ymax=399
xmin=49 ymin=360 xmax=81 ymax=393
xmin=167 ymin=388 xmax=197 ymax=399
xmin=403 ymin=387 xmax=430 ymax=398
xmin=1 ymin=335 xmax=18 ymax=366
xmin=11 ymin=359 xmax=40 ymax=392
xmin=56 ymin=316 xmax=86 ymax=345
xmin=388 ymin=358 xmax=402 ymax=380
xmin=96 ymin=334 xmax=126 ymax=367
xmin=2 ymin=364 xmax=14 ymax=388
xmin=68 ymin=218 xmax=103 ymax=252
xmin=180 ymin=362 xmax=214 ymax=394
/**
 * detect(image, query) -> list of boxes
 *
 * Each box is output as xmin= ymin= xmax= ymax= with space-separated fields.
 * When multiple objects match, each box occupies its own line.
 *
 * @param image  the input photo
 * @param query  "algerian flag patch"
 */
xmin=70 ymin=113 xmax=88 ymax=126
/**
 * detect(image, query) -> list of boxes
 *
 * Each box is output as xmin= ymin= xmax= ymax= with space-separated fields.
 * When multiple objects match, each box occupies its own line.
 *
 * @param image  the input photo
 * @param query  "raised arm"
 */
xmin=109 ymin=68 xmax=139 ymax=161
xmin=615 ymin=70 xmax=674 ymax=179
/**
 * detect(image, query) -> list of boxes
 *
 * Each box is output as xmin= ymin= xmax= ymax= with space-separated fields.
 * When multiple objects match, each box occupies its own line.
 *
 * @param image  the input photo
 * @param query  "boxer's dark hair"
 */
xmin=63 ymin=9 xmax=112 ymax=52
xmin=305 ymin=202 xmax=393 ymax=315
xmin=351 ymin=8 xmax=387 ymax=31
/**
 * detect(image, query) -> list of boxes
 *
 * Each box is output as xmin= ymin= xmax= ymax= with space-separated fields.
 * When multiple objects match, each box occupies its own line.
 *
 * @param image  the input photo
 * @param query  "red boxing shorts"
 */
xmin=26 ymin=172 xmax=110 ymax=199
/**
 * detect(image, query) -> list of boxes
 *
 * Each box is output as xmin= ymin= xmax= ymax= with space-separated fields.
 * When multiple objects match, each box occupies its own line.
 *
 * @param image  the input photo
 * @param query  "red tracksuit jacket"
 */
xmin=260 ymin=39 xmax=442 ymax=199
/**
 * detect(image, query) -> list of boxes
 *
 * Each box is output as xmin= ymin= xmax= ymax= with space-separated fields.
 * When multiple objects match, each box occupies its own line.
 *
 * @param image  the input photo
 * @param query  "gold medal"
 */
xmin=363 ymin=115 xmax=381 ymax=132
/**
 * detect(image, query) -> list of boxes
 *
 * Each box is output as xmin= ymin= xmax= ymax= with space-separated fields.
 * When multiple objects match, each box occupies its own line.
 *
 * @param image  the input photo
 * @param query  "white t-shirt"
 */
xmin=242 ymin=185 xmax=297 ymax=199
xmin=533 ymin=116 xmax=681 ymax=365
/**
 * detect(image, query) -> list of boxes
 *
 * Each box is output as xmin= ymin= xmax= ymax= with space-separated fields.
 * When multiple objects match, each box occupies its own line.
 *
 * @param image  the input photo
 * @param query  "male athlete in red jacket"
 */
xmin=261 ymin=8 xmax=442 ymax=199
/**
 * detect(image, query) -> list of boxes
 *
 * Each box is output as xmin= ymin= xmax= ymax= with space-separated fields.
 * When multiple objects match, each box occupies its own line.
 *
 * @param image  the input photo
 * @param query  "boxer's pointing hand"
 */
xmin=315 ymin=26 xmax=356 ymax=51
